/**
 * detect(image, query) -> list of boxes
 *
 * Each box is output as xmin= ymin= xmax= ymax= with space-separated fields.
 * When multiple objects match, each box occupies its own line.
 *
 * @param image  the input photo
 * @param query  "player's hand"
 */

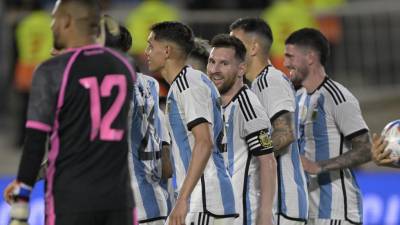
xmin=371 ymin=133 xmax=396 ymax=166
xmin=5 ymin=181 xmax=32 ymax=225
xmin=168 ymin=198 xmax=188 ymax=225
xmin=3 ymin=180 xmax=18 ymax=204
xmin=301 ymin=156 xmax=322 ymax=174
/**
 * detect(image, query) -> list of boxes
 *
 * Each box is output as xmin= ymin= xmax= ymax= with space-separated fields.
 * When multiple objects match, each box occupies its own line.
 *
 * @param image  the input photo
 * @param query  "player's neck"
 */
xmin=161 ymin=59 xmax=187 ymax=85
xmin=246 ymin=55 xmax=269 ymax=82
xmin=66 ymin=35 xmax=98 ymax=49
xmin=303 ymin=66 xmax=326 ymax=94
xmin=221 ymin=79 xmax=243 ymax=107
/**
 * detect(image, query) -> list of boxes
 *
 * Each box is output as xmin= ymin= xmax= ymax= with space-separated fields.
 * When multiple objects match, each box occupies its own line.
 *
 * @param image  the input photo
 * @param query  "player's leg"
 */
xmin=104 ymin=208 xmax=137 ymax=225
xmin=54 ymin=212 xmax=95 ymax=225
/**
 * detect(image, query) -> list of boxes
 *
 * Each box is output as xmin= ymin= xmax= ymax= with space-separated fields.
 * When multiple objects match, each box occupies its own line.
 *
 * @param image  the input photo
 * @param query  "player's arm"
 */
xmin=371 ymin=133 xmax=399 ymax=168
xmin=270 ymin=111 xmax=295 ymax=154
xmin=316 ymin=131 xmax=371 ymax=173
xmin=258 ymin=75 xmax=296 ymax=155
xmin=169 ymin=122 xmax=213 ymax=225
xmin=161 ymin=143 xmax=173 ymax=178
xmin=302 ymin=97 xmax=372 ymax=174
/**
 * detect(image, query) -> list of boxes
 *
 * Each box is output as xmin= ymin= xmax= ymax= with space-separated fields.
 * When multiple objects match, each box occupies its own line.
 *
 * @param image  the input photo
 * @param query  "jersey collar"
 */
xmin=255 ymin=65 xmax=271 ymax=79
xmin=171 ymin=65 xmax=189 ymax=85
xmin=223 ymin=85 xmax=248 ymax=109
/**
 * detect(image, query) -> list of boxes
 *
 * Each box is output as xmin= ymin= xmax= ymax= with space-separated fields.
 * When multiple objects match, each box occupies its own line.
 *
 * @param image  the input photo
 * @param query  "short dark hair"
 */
xmin=188 ymin=38 xmax=210 ymax=68
xmin=285 ymin=28 xmax=330 ymax=66
xmin=210 ymin=34 xmax=246 ymax=62
xmin=101 ymin=15 xmax=132 ymax=52
xmin=230 ymin=17 xmax=273 ymax=47
xmin=150 ymin=21 xmax=195 ymax=57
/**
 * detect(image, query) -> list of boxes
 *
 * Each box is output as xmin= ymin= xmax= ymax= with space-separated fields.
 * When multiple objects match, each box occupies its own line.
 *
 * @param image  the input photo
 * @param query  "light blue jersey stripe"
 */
xmin=227 ymin=105 xmax=236 ymax=176
xmin=313 ymin=95 xmax=332 ymax=218
xmin=168 ymin=92 xmax=191 ymax=173
xmin=130 ymin=99 xmax=160 ymax=218
xmin=349 ymin=169 xmax=363 ymax=218
xmin=201 ymin=75 xmax=236 ymax=214
xmin=291 ymin=141 xmax=308 ymax=219
xmin=279 ymin=157 xmax=287 ymax=214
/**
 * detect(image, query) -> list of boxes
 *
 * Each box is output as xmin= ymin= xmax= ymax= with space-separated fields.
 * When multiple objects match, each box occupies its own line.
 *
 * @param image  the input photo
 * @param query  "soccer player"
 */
xmin=230 ymin=18 xmax=309 ymax=225
xmin=186 ymin=37 xmax=211 ymax=72
xmin=99 ymin=15 xmax=173 ymax=225
xmin=3 ymin=1 xmax=137 ymax=225
xmin=145 ymin=21 xmax=237 ymax=225
xmin=207 ymin=34 xmax=276 ymax=225
xmin=284 ymin=28 xmax=372 ymax=225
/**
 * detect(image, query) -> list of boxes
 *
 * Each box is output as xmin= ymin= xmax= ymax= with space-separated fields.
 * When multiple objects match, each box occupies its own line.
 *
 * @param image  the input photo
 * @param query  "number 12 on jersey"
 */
xmin=79 ymin=74 xmax=127 ymax=141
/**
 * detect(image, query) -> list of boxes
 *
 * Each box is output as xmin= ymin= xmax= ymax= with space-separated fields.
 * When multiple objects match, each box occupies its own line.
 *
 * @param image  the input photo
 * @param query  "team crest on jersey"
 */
xmin=259 ymin=130 xmax=273 ymax=148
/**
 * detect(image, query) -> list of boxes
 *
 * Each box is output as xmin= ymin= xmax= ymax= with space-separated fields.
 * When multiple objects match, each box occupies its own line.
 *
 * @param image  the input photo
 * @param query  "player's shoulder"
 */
xmin=255 ymin=65 xmax=291 ymax=90
xmin=172 ymin=66 xmax=210 ymax=92
xmin=34 ymin=51 xmax=75 ymax=78
xmin=320 ymin=77 xmax=358 ymax=106
xmin=234 ymin=86 xmax=261 ymax=120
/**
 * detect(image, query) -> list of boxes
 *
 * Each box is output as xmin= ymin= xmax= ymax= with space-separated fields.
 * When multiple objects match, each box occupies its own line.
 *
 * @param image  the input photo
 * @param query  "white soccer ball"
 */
xmin=381 ymin=120 xmax=400 ymax=162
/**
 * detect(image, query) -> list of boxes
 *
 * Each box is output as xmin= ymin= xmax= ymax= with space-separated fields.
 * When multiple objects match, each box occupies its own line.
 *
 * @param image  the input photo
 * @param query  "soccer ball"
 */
xmin=381 ymin=120 xmax=400 ymax=162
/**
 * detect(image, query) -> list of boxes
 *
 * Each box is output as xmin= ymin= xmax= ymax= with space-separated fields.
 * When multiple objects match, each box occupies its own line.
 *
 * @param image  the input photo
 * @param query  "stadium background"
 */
xmin=0 ymin=0 xmax=399 ymax=224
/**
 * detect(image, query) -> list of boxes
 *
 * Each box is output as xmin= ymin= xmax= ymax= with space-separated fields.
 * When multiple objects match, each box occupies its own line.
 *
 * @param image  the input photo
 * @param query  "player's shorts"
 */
xmin=52 ymin=208 xmax=137 ymax=225
xmin=165 ymin=212 xmax=236 ymax=225
xmin=275 ymin=214 xmax=307 ymax=225
xmin=308 ymin=218 xmax=361 ymax=225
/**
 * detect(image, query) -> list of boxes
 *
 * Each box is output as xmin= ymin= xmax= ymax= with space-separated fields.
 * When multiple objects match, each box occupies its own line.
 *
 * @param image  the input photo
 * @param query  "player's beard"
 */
xmin=218 ymin=73 xmax=237 ymax=95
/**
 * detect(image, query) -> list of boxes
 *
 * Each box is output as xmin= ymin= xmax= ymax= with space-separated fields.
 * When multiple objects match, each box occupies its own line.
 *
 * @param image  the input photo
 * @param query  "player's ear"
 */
xmin=238 ymin=61 xmax=246 ymax=78
xmin=249 ymin=39 xmax=258 ymax=57
xmin=62 ymin=13 xmax=72 ymax=30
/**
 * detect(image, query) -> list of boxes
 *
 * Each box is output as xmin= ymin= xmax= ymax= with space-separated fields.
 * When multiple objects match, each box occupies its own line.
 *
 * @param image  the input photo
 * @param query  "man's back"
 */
xmin=27 ymin=44 xmax=136 ymax=214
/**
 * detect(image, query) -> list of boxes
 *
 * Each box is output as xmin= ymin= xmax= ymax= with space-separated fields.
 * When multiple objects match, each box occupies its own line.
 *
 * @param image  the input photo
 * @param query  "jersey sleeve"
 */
xmin=239 ymin=92 xmax=274 ymax=156
xmin=331 ymin=94 xmax=369 ymax=140
xmin=177 ymin=84 xmax=213 ymax=131
xmin=26 ymin=63 xmax=59 ymax=132
xmin=259 ymin=74 xmax=295 ymax=122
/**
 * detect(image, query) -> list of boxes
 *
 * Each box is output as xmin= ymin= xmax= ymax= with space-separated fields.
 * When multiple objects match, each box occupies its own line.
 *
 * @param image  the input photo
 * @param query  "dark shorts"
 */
xmin=51 ymin=208 xmax=137 ymax=225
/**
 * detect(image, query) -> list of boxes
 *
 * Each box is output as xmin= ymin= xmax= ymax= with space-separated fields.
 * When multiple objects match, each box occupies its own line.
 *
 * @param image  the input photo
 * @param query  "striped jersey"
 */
xmin=297 ymin=77 xmax=367 ymax=223
xmin=165 ymin=66 xmax=237 ymax=217
xmin=129 ymin=73 xmax=171 ymax=222
xmin=251 ymin=65 xmax=309 ymax=221
xmin=223 ymin=86 xmax=274 ymax=225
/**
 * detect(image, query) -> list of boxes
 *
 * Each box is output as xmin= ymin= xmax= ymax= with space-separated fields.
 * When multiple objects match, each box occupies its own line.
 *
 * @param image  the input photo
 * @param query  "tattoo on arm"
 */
xmin=319 ymin=132 xmax=372 ymax=172
xmin=271 ymin=112 xmax=295 ymax=153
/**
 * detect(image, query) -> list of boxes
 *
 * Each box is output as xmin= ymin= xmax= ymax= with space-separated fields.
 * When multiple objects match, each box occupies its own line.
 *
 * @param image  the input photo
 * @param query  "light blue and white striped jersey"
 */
xmin=297 ymin=77 xmax=367 ymax=224
xmin=251 ymin=65 xmax=309 ymax=221
xmin=223 ymin=86 xmax=274 ymax=225
xmin=129 ymin=73 xmax=172 ymax=222
xmin=166 ymin=66 xmax=237 ymax=217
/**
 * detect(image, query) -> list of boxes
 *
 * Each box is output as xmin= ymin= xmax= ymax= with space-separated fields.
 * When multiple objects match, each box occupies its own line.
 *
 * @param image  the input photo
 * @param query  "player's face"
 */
xmin=51 ymin=0 xmax=66 ymax=51
xmin=145 ymin=32 xmax=167 ymax=73
xmin=207 ymin=47 xmax=243 ymax=95
xmin=284 ymin=44 xmax=309 ymax=84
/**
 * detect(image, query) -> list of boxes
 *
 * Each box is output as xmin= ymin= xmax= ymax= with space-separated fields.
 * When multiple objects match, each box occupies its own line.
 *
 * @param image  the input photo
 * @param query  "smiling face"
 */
xmin=207 ymin=47 xmax=244 ymax=95
xmin=284 ymin=44 xmax=310 ymax=85
xmin=145 ymin=31 xmax=167 ymax=73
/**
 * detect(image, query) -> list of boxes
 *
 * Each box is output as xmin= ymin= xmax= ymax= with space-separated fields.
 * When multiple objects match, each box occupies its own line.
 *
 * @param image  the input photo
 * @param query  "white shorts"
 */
xmin=275 ymin=214 xmax=306 ymax=225
xmin=307 ymin=218 xmax=361 ymax=225
xmin=165 ymin=212 xmax=236 ymax=225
